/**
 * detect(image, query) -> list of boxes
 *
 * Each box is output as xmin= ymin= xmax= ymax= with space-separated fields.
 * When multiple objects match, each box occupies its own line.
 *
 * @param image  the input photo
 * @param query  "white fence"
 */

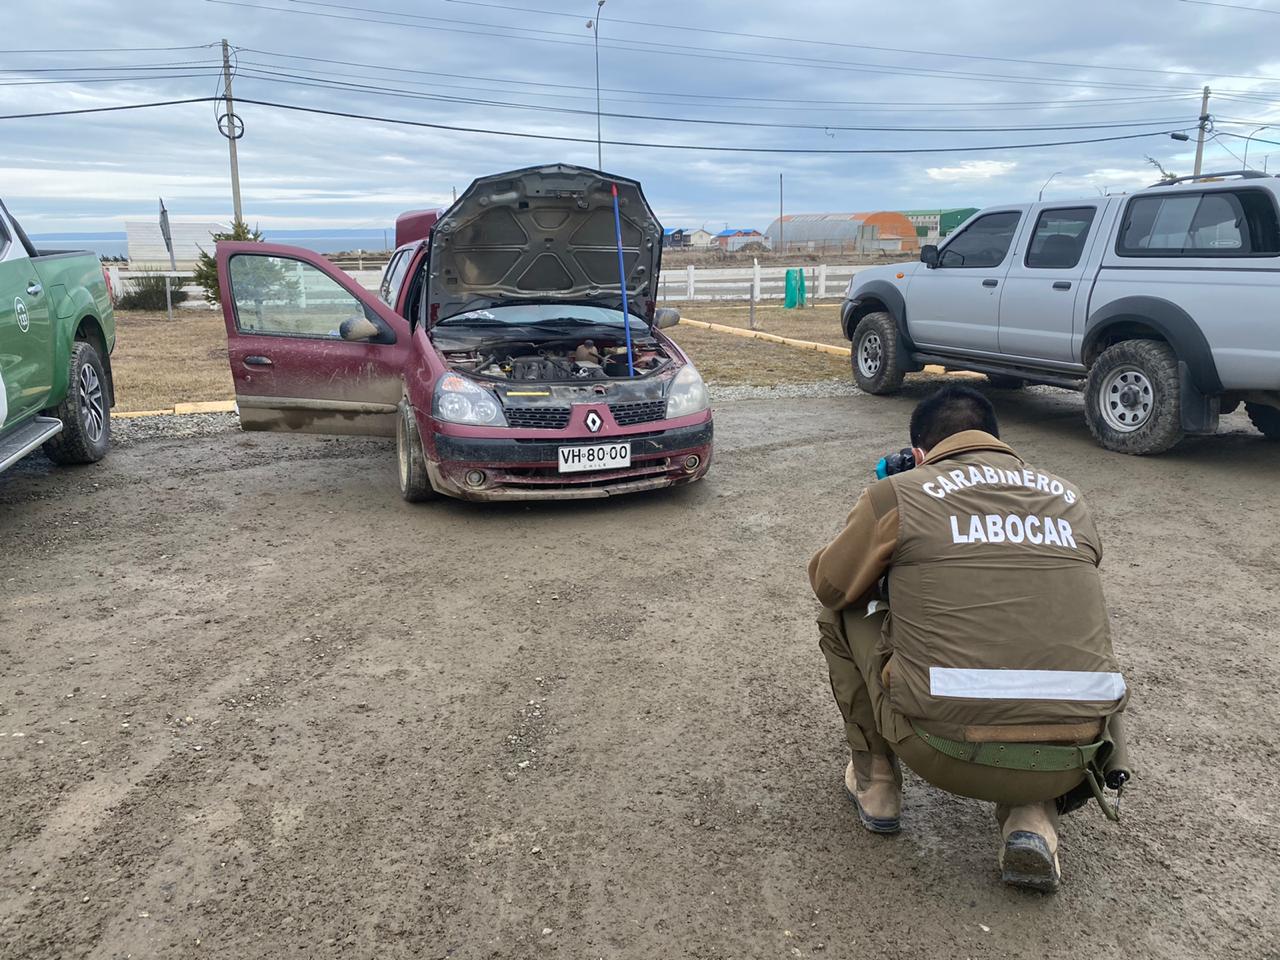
xmin=107 ymin=263 xmax=869 ymax=309
xmin=656 ymin=263 xmax=876 ymax=302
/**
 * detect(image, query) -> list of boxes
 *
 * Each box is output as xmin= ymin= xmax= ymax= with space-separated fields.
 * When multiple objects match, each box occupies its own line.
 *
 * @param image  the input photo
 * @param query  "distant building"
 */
xmin=899 ymin=208 xmax=979 ymax=243
xmin=713 ymin=228 xmax=768 ymax=251
xmin=687 ymin=228 xmax=714 ymax=248
xmin=124 ymin=219 xmax=229 ymax=269
xmin=663 ymin=227 xmax=689 ymax=248
xmin=764 ymin=212 xmax=920 ymax=256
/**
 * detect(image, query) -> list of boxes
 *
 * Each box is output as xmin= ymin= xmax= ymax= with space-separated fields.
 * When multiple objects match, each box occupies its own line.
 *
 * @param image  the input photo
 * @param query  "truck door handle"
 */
xmin=243 ymin=355 xmax=273 ymax=367
xmin=982 ymin=278 xmax=999 ymax=288
xmin=26 ymin=281 xmax=42 ymax=296
xmin=1053 ymin=281 xmax=1072 ymax=291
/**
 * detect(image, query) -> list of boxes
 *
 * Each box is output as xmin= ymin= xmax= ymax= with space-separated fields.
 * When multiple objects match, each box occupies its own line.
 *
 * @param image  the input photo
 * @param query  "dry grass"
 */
xmin=671 ymin=301 xmax=849 ymax=348
xmin=110 ymin=309 xmax=233 ymax=412
xmin=106 ymin=304 xmax=855 ymax=411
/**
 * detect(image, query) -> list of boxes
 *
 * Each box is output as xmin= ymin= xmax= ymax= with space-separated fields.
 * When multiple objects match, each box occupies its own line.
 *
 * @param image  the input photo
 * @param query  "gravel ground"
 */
xmin=2 ymin=387 xmax=1278 ymax=960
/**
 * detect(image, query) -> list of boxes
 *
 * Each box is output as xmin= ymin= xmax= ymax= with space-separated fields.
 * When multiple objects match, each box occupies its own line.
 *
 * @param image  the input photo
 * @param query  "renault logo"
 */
xmin=585 ymin=410 xmax=603 ymax=433
xmin=14 ymin=297 xmax=29 ymax=334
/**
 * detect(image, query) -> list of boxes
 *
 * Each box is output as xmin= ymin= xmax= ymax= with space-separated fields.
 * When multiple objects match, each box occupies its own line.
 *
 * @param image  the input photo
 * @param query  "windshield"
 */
xmin=436 ymin=303 xmax=647 ymax=330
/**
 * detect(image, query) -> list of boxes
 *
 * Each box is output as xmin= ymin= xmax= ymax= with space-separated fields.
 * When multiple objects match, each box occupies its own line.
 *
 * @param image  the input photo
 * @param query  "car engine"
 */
xmin=449 ymin=339 xmax=669 ymax=381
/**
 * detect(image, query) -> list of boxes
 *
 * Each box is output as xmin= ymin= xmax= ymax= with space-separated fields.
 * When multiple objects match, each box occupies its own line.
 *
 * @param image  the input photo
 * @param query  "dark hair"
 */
xmin=909 ymin=385 xmax=999 ymax=450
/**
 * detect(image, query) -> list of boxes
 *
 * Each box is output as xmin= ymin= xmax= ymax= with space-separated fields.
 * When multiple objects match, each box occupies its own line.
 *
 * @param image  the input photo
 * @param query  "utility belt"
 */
xmin=910 ymin=719 xmax=1129 ymax=821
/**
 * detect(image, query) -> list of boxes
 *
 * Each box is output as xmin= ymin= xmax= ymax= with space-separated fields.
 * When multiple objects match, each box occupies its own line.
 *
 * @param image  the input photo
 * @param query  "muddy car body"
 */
xmin=216 ymin=164 xmax=713 ymax=501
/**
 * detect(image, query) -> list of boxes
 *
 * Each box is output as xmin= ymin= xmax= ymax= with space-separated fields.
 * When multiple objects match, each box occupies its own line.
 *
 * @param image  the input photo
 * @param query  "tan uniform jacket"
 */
xmin=809 ymin=431 xmax=1127 ymax=737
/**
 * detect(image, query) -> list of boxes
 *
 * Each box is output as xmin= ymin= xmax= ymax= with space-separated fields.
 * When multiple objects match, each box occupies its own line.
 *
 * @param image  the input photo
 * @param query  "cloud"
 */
xmin=925 ymin=161 xmax=1019 ymax=184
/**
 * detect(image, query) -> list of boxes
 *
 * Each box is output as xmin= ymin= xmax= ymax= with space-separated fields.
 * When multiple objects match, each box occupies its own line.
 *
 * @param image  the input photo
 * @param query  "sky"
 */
xmin=6 ymin=0 xmax=1280 ymax=235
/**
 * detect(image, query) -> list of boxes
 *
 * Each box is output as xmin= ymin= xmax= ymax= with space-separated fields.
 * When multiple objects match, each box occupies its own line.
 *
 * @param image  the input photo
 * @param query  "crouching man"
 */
xmin=810 ymin=385 xmax=1129 ymax=892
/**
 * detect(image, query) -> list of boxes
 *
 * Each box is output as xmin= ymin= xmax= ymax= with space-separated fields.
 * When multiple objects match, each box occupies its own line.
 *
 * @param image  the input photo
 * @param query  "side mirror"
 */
xmin=920 ymin=245 xmax=940 ymax=269
xmin=339 ymin=315 xmax=382 ymax=341
xmin=654 ymin=307 xmax=681 ymax=329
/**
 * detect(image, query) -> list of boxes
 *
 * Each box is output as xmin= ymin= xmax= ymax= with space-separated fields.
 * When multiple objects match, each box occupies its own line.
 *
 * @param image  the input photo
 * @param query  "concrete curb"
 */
xmin=677 ymin=316 xmax=980 ymax=379
xmin=116 ymin=400 xmax=236 ymax=419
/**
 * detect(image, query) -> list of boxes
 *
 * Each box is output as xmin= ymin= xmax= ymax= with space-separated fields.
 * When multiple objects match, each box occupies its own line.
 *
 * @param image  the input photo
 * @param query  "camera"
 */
xmin=875 ymin=447 xmax=917 ymax=479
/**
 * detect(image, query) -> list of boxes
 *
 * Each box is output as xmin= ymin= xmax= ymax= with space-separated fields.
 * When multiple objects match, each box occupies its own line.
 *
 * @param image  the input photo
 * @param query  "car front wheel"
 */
xmin=396 ymin=401 xmax=436 ymax=502
xmin=850 ymin=311 xmax=904 ymax=395
xmin=44 ymin=340 xmax=111 ymax=465
xmin=1084 ymin=340 xmax=1183 ymax=455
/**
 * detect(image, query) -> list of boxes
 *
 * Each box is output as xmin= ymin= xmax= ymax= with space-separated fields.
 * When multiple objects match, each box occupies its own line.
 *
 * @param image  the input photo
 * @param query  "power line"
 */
xmin=0 ymin=73 xmax=223 ymax=88
xmin=0 ymin=43 xmax=219 ymax=54
xmin=206 ymin=0 xmax=1212 ymax=95
xmin=232 ymin=64 xmax=1196 ymax=133
xmin=0 ymin=91 xmax=1195 ymax=153
xmin=438 ymin=0 xmax=1280 ymax=86
xmin=238 ymin=46 xmax=1198 ymax=113
xmin=1178 ymin=0 xmax=1280 ymax=12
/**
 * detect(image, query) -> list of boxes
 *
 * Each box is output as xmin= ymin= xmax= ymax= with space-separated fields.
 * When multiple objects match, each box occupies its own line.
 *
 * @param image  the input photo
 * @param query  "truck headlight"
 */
xmin=666 ymin=363 xmax=709 ymax=418
xmin=434 ymin=372 xmax=507 ymax=426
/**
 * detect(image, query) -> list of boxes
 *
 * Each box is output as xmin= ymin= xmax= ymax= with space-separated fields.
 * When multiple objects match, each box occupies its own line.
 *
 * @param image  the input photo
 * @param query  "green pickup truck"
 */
xmin=0 ymin=199 xmax=116 ymax=475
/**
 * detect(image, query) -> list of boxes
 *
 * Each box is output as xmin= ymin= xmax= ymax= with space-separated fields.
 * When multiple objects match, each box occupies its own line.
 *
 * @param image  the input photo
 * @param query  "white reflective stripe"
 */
xmin=929 ymin=667 xmax=1126 ymax=701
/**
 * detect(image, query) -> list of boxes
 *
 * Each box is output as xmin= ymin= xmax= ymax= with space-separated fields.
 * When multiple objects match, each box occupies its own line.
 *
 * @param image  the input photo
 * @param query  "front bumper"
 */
xmin=426 ymin=420 xmax=713 ymax=501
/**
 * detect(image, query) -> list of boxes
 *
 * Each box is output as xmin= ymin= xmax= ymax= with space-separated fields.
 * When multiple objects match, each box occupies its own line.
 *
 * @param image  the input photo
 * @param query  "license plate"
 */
xmin=557 ymin=441 xmax=631 ymax=473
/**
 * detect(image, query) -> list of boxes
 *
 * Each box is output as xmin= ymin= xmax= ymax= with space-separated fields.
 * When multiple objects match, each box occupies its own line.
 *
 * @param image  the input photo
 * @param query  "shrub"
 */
xmin=193 ymin=220 xmax=265 ymax=304
xmin=116 ymin=271 xmax=189 ymax=311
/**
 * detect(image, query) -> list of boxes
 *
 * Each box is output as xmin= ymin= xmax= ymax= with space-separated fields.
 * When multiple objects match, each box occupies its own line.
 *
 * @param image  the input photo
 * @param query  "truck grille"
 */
xmin=506 ymin=406 xmax=571 ymax=429
xmin=608 ymin=400 xmax=667 ymax=426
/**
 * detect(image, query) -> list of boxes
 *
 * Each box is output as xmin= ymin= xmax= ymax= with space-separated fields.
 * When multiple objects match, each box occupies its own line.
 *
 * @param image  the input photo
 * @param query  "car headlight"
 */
xmin=666 ymin=363 xmax=709 ymax=418
xmin=434 ymin=372 xmax=507 ymax=426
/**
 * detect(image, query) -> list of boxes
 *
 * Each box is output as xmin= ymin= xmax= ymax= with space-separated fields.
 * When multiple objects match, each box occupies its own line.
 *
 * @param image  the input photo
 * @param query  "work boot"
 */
xmin=997 ymin=801 xmax=1061 ymax=892
xmin=844 ymin=751 xmax=901 ymax=834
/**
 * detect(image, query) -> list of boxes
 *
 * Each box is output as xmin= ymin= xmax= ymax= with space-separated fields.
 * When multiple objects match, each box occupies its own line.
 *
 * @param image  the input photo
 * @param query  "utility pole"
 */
xmin=587 ymin=1 xmax=605 ymax=170
xmin=778 ymin=173 xmax=784 ymax=253
xmin=1192 ymin=85 xmax=1210 ymax=178
xmin=220 ymin=39 xmax=244 ymax=223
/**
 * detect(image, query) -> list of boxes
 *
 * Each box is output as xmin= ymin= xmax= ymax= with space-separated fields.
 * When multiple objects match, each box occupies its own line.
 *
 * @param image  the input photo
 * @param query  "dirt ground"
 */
xmin=2 ymin=385 xmax=1279 ymax=960
xmin=107 ymin=306 xmax=851 ymax=411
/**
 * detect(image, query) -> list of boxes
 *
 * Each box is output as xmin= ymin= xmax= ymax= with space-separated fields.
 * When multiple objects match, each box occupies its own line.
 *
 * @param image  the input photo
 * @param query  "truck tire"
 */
xmin=396 ymin=402 xmax=436 ymax=502
xmin=986 ymin=374 xmax=1026 ymax=390
xmin=1084 ymin=340 xmax=1183 ymax=455
xmin=1245 ymin=402 xmax=1280 ymax=440
xmin=850 ymin=311 xmax=905 ymax=395
xmin=43 ymin=340 xmax=111 ymax=465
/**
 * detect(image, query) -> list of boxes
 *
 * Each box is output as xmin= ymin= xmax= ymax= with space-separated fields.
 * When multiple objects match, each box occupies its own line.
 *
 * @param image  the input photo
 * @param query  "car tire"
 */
xmin=1084 ymin=340 xmax=1183 ymax=455
xmin=43 ymin=340 xmax=111 ymax=465
xmin=1245 ymin=402 xmax=1280 ymax=440
xmin=397 ymin=401 xmax=436 ymax=502
xmin=986 ymin=374 xmax=1026 ymax=390
xmin=850 ymin=311 xmax=905 ymax=395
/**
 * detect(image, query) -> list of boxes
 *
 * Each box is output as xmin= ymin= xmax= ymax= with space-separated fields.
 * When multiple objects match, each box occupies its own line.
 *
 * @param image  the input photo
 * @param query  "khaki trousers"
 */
xmin=817 ymin=606 xmax=1086 ymax=806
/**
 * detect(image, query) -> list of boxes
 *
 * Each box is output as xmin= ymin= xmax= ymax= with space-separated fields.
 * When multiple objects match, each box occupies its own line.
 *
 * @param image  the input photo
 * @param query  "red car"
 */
xmin=216 ymin=164 xmax=713 ymax=502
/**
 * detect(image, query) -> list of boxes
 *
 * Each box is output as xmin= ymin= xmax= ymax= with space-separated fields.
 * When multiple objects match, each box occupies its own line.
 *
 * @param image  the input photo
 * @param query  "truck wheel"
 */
xmin=850 ymin=312 xmax=904 ymax=395
xmin=396 ymin=402 xmax=436 ymax=502
xmin=43 ymin=341 xmax=111 ymax=465
xmin=1084 ymin=340 xmax=1183 ymax=455
xmin=1245 ymin=402 xmax=1280 ymax=440
xmin=986 ymin=374 xmax=1026 ymax=390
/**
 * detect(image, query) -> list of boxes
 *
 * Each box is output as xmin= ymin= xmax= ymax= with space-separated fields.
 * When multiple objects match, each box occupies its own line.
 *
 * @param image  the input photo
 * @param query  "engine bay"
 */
xmin=446 ymin=338 xmax=671 ymax=382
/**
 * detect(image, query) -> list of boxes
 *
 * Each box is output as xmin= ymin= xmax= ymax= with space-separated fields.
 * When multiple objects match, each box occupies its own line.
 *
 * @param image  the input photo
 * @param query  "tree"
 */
xmin=1144 ymin=155 xmax=1179 ymax=183
xmin=193 ymin=219 xmax=264 ymax=305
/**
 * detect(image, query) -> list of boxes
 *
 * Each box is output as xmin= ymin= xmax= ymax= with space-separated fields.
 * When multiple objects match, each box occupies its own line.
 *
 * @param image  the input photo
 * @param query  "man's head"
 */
xmin=909 ymin=385 xmax=1000 ymax=453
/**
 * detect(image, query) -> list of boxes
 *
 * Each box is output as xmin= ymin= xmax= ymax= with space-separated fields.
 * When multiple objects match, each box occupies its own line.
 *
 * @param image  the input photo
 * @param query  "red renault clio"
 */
xmin=215 ymin=164 xmax=713 ymax=502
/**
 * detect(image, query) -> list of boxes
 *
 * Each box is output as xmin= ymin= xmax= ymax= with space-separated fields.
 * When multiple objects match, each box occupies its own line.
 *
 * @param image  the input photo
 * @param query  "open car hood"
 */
xmin=426 ymin=164 xmax=663 ymax=326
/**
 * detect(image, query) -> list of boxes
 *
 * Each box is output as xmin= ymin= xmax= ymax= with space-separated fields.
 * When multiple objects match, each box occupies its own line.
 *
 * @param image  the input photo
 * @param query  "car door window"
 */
xmin=1025 ymin=206 xmax=1096 ymax=268
xmin=379 ymin=250 xmax=410 ymax=304
xmin=228 ymin=254 xmax=365 ymax=338
xmin=938 ymin=211 xmax=1021 ymax=268
xmin=1118 ymin=189 xmax=1280 ymax=256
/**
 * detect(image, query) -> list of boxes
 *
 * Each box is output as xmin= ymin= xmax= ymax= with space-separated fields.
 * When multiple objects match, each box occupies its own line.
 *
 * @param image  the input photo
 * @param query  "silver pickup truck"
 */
xmin=841 ymin=170 xmax=1280 ymax=454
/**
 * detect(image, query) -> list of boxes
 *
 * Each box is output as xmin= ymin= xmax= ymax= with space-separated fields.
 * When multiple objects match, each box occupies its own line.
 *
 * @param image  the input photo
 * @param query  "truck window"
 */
xmin=1025 ymin=206 xmax=1096 ymax=269
xmin=0 ymin=217 xmax=11 ymax=260
xmin=1117 ymin=189 xmax=1280 ymax=256
xmin=379 ymin=250 xmax=412 ymax=306
xmin=938 ymin=211 xmax=1021 ymax=268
